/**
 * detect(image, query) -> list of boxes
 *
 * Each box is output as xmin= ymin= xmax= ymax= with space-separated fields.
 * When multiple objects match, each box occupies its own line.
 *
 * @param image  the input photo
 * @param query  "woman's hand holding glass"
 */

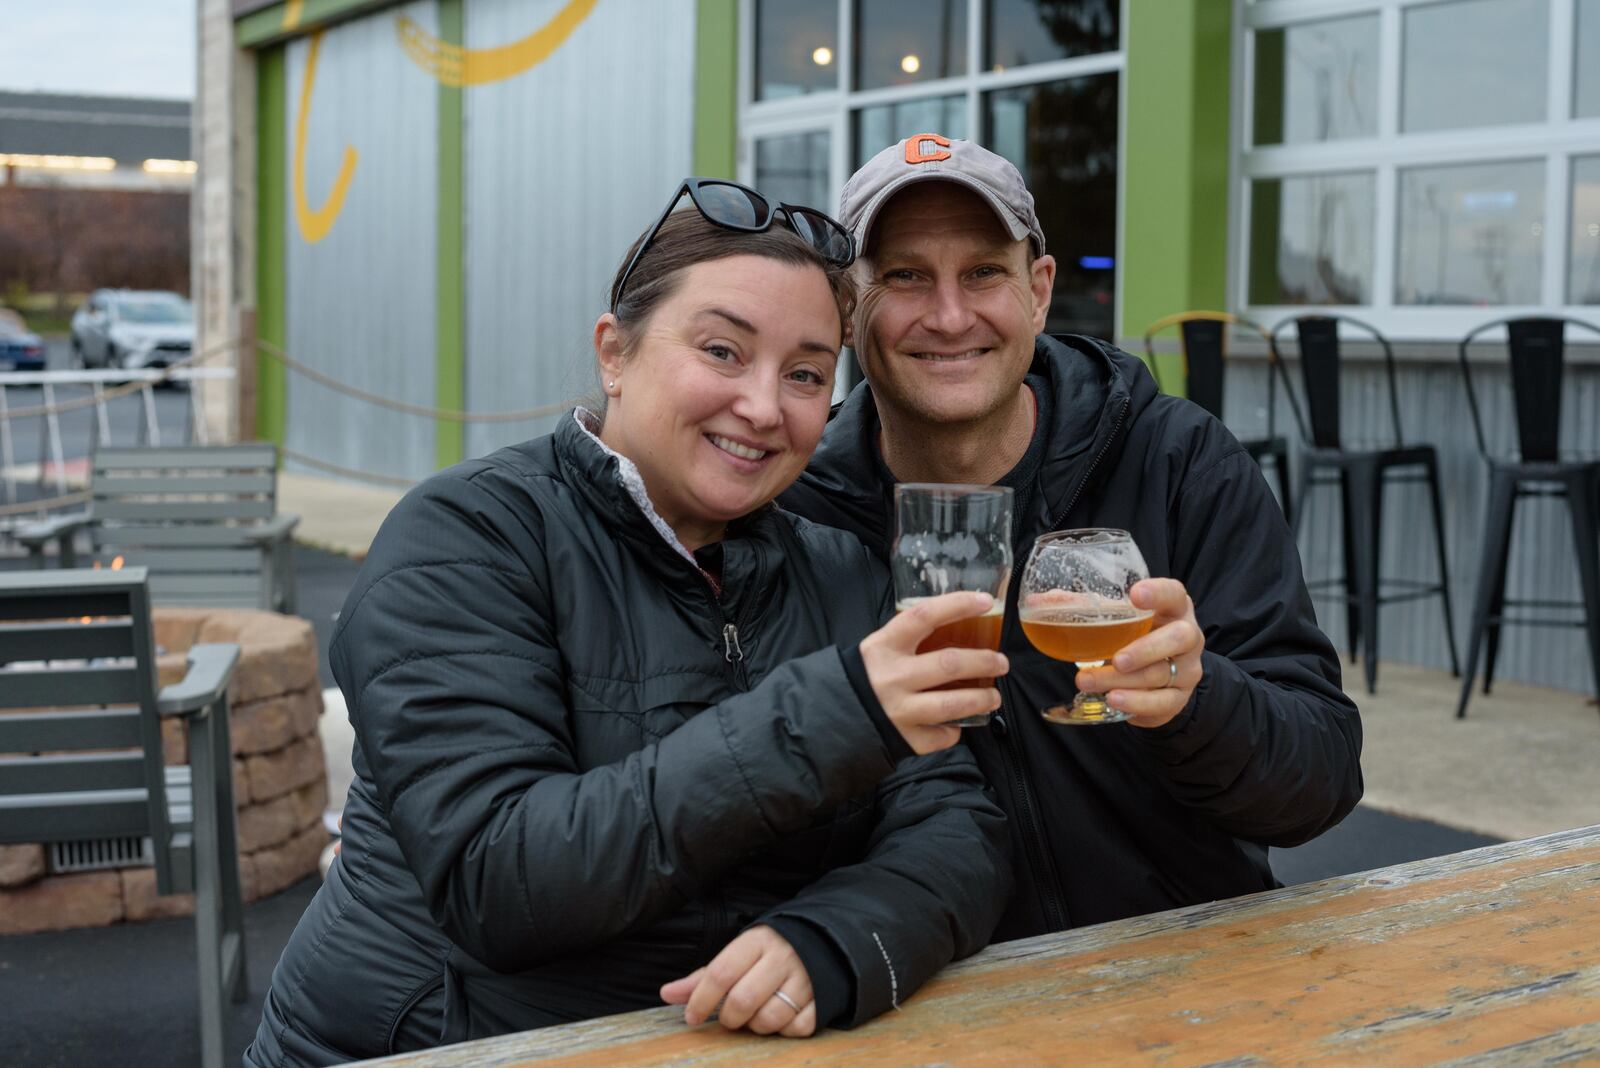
xmin=859 ymin=591 xmax=1010 ymax=753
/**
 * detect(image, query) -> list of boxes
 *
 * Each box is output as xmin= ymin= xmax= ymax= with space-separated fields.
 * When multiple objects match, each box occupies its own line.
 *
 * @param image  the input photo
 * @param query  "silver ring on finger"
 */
xmin=1163 ymin=656 xmax=1178 ymax=689
xmin=771 ymin=989 xmax=802 ymax=1014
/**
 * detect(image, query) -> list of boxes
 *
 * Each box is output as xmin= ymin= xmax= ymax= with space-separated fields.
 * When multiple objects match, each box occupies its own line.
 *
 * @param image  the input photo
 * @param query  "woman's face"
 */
xmin=596 ymin=254 xmax=842 ymax=550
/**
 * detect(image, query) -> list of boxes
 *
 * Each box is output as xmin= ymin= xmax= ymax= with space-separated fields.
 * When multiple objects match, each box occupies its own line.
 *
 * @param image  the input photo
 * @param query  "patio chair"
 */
xmin=1269 ymin=314 xmax=1460 ymax=694
xmin=1455 ymin=316 xmax=1600 ymax=718
xmin=15 ymin=442 xmax=299 ymax=613
xmin=0 ymin=567 xmax=246 ymax=1068
xmin=1141 ymin=310 xmax=1303 ymax=525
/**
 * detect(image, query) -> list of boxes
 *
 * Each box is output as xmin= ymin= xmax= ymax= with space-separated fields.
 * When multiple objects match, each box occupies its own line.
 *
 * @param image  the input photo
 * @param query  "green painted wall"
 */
xmin=237 ymin=0 xmax=405 ymax=48
xmin=694 ymin=0 xmax=738 ymax=178
xmin=256 ymin=46 xmax=288 ymax=447
xmin=1120 ymin=0 xmax=1233 ymax=392
xmin=436 ymin=0 xmax=465 ymax=469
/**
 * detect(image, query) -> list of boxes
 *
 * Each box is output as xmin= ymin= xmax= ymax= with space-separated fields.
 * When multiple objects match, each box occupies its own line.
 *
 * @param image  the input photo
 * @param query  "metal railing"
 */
xmin=0 ymin=365 xmax=235 ymax=510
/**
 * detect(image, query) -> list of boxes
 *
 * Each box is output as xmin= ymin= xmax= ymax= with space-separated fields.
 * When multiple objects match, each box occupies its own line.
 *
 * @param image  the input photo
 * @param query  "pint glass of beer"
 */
xmin=1019 ymin=528 xmax=1152 ymax=725
xmin=891 ymin=484 xmax=1013 ymax=727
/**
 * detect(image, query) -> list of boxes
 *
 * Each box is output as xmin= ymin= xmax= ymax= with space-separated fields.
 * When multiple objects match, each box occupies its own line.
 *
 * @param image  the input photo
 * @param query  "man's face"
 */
xmin=853 ymin=181 xmax=1055 ymax=428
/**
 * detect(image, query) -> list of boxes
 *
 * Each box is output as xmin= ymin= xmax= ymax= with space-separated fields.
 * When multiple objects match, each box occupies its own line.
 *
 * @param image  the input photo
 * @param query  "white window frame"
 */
xmin=1234 ymin=0 xmax=1600 ymax=339
xmin=737 ymin=0 xmax=1129 ymax=332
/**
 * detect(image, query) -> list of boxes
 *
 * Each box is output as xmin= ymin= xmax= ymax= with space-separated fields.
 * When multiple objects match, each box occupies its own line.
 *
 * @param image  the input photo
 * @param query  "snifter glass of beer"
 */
xmin=1019 ymin=528 xmax=1152 ymax=725
xmin=892 ymin=484 xmax=1013 ymax=727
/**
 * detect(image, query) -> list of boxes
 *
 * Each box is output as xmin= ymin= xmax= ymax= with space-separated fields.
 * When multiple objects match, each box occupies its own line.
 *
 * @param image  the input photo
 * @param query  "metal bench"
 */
xmin=16 ymin=443 xmax=299 ymax=613
xmin=0 ymin=567 xmax=247 ymax=1068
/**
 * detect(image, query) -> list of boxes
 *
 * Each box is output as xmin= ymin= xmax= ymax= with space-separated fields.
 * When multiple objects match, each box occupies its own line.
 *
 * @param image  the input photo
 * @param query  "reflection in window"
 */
xmin=855 ymin=96 xmax=968 ymax=166
xmin=985 ymin=74 xmax=1119 ymax=338
xmin=1571 ymin=157 xmax=1600 ymax=304
xmin=1248 ymin=174 xmax=1374 ymax=305
xmin=755 ymin=0 xmax=838 ymax=101
xmin=986 ymin=0 xmax=1118 ymax=70
xmin=1396 ymin=160 xmax=1544 ymax=305
xmin=754 ymin=132 xmax=832 ymax=213
xmin=1402 ymin=0 xmax=1547 ymax=133
xmin=1252 ymin=15 xmax=1378 ymax=146
xmin=1578 ymin=0 xmax=1600 ymax=118
xmin=856 ymin=0 xmax=967 ymax=90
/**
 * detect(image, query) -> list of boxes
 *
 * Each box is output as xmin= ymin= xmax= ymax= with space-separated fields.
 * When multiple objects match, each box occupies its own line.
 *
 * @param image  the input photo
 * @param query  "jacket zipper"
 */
xmin=722 ymin=622 xmax=748 ymax=689
xmin=1002 ymin=391 xmax=1131 ymax=934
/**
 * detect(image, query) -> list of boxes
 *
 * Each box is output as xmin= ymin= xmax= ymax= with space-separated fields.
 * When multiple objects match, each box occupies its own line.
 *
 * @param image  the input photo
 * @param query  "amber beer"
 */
xmin=898 ymin=598 xmax=1005 ymax=689
xmin=1019 ymin=605 xmax=1154 ymax=664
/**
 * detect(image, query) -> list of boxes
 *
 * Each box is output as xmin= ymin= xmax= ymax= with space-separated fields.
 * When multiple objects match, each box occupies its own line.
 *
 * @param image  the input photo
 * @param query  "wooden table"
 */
xmin=361 ymin=824 xmax=1600 ymax=1066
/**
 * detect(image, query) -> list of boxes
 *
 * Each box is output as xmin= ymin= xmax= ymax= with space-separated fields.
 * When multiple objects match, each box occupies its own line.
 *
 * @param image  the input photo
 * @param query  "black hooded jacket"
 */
xmin=781 ymin=335 xmax=1363 ymax=939
xmin=246 ymin=413 xmax=1010 ymax=1066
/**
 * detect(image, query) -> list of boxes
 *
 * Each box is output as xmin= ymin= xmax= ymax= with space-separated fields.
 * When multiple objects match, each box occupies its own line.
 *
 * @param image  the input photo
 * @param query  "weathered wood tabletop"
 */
xmin=360 ymin=824 xmax=1600 ymax=1066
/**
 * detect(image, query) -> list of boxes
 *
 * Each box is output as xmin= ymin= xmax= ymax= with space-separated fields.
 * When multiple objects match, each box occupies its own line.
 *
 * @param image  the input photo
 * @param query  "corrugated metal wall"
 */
xmin=1222 ymin=354 xmax=1600 ymax=697
xmin=462 ymin=0 xmax=697 ymax=460
xmin=284 ymin=1 xmax=439 ymax=481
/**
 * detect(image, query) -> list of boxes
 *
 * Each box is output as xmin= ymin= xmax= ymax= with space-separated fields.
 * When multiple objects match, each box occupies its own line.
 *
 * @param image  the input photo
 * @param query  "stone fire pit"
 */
xmin=0 ymin=608 xmax=330 ymax=934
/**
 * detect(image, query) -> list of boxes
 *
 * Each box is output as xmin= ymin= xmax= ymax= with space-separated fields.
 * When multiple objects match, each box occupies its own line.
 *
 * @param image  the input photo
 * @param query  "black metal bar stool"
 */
xmin=1141 ymin=310 xmax=1302 ymax=525
xmin=1269 ymin=314 xmax=1459 ymax=694
xmin=1455 ymin=316 xmax=1600 ymax=719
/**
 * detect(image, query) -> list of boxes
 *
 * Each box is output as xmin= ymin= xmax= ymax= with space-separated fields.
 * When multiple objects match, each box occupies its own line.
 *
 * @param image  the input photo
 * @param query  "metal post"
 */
xmin=0 ymin=385 xmax=14 ymax=505
xmin=189 ymin=371 xmax=209 ymax=445
xmin=140 ymin=383 xmax=160 ymax=447
xmin=92 ymin=381 xmax=112 ymax=449
xmin=43 ymin=383 xmax=68 ymax=495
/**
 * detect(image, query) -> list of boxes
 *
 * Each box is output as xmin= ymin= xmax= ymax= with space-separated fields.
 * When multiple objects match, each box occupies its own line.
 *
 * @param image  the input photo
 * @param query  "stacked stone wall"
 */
xmin=0 ymin=608 xmax=329 ymax=934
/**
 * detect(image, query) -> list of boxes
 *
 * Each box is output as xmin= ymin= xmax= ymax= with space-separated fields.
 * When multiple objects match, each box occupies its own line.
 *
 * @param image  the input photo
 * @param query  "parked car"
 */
xmin=0 ymin=311 xmax=46 ymax=371
xmin=70 ymin=289 xmax=194 ymax=370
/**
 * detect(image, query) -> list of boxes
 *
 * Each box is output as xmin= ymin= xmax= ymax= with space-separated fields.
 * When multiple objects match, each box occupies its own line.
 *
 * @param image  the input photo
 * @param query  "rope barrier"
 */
xmin=251 ymin=339 xmax=582 ymax=423
xmin=0 ymin=490 xmax=90 ymax=519
xmin=0 ymin=335 xmax=586 ymax=496
xmin=281 ymin=447 xmax=419 ymax=489
xmin=0 ymin=341 xmax=231 ymax=420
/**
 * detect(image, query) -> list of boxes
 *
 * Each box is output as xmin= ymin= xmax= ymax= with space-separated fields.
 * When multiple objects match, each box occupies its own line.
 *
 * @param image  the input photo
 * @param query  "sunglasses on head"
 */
xmin=610 ymin=178 xmax=855 ymax=311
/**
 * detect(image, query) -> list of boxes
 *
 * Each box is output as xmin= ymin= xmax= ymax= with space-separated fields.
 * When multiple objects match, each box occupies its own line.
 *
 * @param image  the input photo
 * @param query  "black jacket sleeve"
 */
xmin=1134 ymin=449 xmax=1364 ymax=846
xmin=333 ymin=473 xmax=908 ymax=974
xmin=754 ymin=747 xmax=1012 ymax=1026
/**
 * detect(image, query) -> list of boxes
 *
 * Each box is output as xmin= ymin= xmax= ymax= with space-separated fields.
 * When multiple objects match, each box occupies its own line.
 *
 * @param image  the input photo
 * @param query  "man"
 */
xmin=781 ymin=134 xmax=1362 ymax=941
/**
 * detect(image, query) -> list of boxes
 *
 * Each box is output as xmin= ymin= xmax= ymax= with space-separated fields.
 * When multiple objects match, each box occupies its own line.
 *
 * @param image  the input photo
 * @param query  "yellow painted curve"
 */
xmin=293 ymin=30 xmax=359 ymax=244
xmin=395 ymin=0 xmax=598 ymax=87
xmin=282 ymin=0 xmax=304 ymax=30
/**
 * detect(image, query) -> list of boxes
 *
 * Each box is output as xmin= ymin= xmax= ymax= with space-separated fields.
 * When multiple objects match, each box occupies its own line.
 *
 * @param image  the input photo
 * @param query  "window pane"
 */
xmin=754 ymin=132 xmax=831 ymax=212
xmin=984 ymin=74 xmax=1119 ymax=338
xmin=856 ymin=0 xmax=967 ymax=91
xmin=1396 ymin=160 xmax=1544 ymax=305
xmin=1402 ymin=0 xmax=1547 ymax=133
xmin=855 ymin=95 xmax=969 ymax=167
xmin=1578 ymin=0 xmax=1600 ymax=118
xmin=986 ymin=0 xmax=1119 ymax=71
xmin=755 ymin=0 xmax=838 ymax=101
xmin=1571 ymin=156 xmax=1600 ymax=304
xmin=1248 ymin=174 xmax=1374 ymax=305
xmin=1252 ymin=15 xmax=1378 ymax=146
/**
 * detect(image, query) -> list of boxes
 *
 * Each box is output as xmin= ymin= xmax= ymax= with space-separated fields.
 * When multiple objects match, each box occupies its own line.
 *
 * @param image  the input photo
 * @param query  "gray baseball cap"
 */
xmin=840 ymin=133 xmax=1046 ymax=256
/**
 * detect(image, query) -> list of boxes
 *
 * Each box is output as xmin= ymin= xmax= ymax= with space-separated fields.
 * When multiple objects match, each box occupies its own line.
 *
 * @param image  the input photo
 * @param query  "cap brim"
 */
xmin=851 ymin=170 xmax=1033 ymax=251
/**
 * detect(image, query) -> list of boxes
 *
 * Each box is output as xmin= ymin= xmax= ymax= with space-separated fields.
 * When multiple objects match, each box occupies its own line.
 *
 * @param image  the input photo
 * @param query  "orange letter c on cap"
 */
xmin=905 ymin=132 xmax=952 ymax=164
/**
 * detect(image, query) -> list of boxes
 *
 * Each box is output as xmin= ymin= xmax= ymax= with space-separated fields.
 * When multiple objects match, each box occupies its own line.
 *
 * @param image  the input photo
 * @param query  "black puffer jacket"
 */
xmin=781 ymin=335 xmax=1363 ymax=940
xmin=247 ymin=414 xmax=1010 ymax=1066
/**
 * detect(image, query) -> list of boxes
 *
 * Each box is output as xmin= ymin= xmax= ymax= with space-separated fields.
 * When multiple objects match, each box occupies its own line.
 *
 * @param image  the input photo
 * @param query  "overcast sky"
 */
xmin=0 ymin=0 xmax=196 ymax=100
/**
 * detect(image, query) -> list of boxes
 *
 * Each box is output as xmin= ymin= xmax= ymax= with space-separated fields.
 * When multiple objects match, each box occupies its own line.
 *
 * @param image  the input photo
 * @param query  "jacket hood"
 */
xmin=794 ymin=334 xmax=1161 ymax=552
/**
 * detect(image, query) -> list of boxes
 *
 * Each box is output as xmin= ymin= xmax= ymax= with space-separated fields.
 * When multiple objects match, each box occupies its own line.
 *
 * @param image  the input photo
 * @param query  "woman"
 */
xmin=246 ymin=180 xmax=1012 ymax=1066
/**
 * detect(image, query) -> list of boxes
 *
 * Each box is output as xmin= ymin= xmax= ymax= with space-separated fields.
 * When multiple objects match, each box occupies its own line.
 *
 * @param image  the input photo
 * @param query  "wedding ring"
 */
xmin=1163 ymin=656 xmax=1178 ymax=688
xmin=771 ymin=989 xmax=802 ymax=1013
